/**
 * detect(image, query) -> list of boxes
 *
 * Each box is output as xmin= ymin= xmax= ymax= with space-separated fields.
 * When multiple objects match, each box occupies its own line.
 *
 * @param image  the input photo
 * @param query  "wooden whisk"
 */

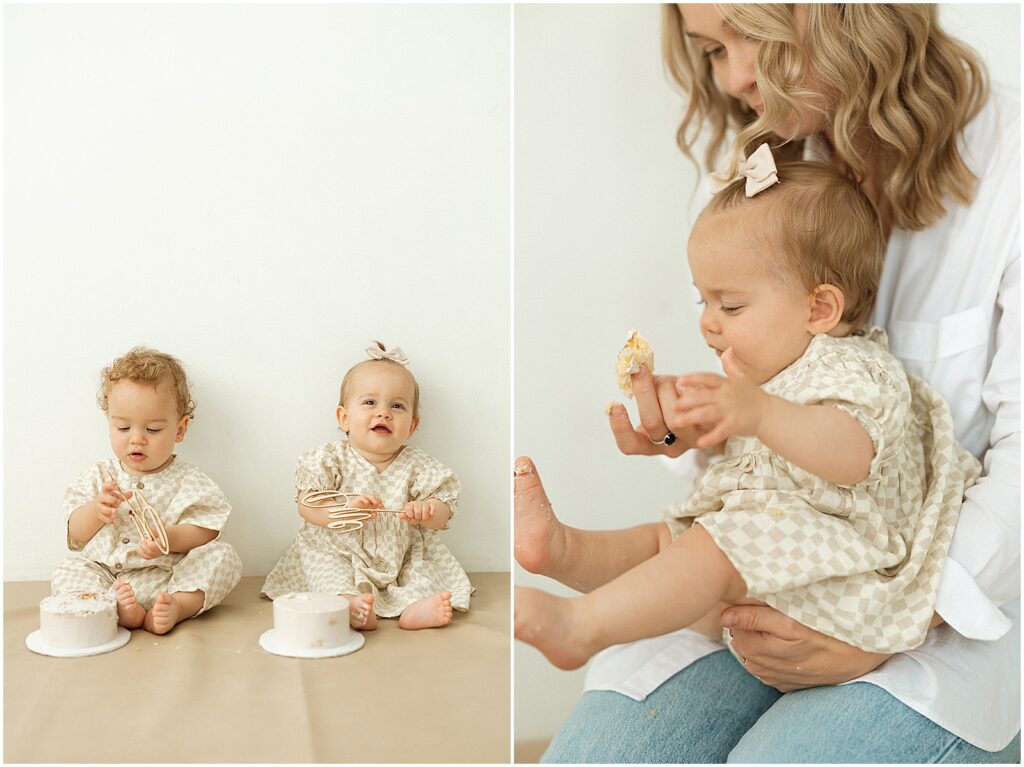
xmin=102 ymin=466 xmax=171 ymax=555
xmin=301 ymin=491 xmax=405 ymax=532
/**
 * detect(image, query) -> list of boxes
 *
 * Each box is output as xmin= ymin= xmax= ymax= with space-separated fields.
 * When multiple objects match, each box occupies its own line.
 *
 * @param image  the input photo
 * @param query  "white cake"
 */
xmin=272 ymin=592 xmax=351 ymax=650
xmin=39 ymin=592 xmax=118 ymax=649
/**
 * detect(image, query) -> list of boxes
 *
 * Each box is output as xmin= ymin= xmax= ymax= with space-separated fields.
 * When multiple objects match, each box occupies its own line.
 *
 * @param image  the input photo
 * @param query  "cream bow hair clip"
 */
xmin=708 ymin=142 xmax=780 ymax=197
xmin=365 ymin=340 xmax=409 ymax=366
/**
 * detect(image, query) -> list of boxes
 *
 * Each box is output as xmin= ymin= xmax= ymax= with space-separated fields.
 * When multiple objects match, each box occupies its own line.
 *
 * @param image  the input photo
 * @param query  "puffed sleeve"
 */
xmin=409 ymin=452 xmax=461 ymax=521
xmin=795 ymin=339 xmax=910 ymax=485
xmin=173 ymin=468 xmax=232 ymax=533
xmin=294 ymin=443 xmax=342 ymax=493
xmin=61 ymin=463 xmax=103 ymax=551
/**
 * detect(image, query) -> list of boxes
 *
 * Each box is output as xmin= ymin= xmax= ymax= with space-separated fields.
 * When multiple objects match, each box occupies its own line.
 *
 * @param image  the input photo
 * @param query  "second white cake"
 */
xmin=272 ymin=592 xmax=352 ymax=650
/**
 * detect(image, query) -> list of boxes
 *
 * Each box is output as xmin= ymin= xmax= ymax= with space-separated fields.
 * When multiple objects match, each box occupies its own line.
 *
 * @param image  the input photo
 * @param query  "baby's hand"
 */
xmin=401 ymin=500 xmax=435 ymax=525
xmin=348 ymin=494 xmax=382 ymax=519
xmin=95 ymin=482 xmax=129 ymax=525
xmin=673 ymin=348 xmax=767 ymax=448
xmin=136 ymin=537 xmax=164 ymax=560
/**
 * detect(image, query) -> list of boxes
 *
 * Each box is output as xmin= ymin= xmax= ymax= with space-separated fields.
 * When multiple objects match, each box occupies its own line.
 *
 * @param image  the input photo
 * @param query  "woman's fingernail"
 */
xmin=722 ymin=612 xmax=737 ymax=628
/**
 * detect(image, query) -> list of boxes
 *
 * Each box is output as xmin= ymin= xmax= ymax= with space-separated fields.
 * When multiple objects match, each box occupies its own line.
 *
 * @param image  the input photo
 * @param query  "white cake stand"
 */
xmin=258 ymin=629 xmax=365 ymax=659
xmin=26 ymin=627 xmax=131 ymax=658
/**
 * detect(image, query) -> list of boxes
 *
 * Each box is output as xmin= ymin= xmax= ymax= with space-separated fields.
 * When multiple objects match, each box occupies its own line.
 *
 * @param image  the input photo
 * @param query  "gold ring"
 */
xmin=740 ymin=655 xmax=748 ymax=666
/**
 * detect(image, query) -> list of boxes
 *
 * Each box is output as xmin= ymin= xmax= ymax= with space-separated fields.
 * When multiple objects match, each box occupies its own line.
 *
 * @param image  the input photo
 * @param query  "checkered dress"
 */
xmin=260 ymin=441 xmax=473 ymax=617
xmin=665 ymin=328 xmax=981 ymax=652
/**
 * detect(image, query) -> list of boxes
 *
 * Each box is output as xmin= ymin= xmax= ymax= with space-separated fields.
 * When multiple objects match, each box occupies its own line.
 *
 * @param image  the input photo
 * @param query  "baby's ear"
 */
xmin=408 ymin=415 xmax=420 ymax=437
xmin=335 ymin=405 xmax=350 ymax=433
xmin=175 ymin=416 xmax=190 ymax=443
xmin=807 ymin=284 xmax=844 ymax=334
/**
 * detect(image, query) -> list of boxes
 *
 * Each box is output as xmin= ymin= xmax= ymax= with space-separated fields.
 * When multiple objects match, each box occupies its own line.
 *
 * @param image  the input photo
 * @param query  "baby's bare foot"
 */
xmin=514 ymin=586 xmax=596 ymax=670
xmin=143 ymin=592 xmax=181 ymax=635
xmin=514 ymin=457 xmax=567 ymax=576
xmin=398 ymin=592 xmax=453 ymax=630
xmin=347 ymin=593 xmax=378 ymax=631
xmin=113 ymin=579 xmax=146 ymax=629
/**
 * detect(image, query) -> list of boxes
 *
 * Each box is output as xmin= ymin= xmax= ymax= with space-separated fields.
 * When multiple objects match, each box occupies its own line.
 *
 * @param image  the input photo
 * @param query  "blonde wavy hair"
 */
xmin=662 ymin=4 xmax=989 ymax=230
xmin=700 ymin=161 xmax=886 ymax=329
xmin=98 ymin=346 xmax=196 ymax=419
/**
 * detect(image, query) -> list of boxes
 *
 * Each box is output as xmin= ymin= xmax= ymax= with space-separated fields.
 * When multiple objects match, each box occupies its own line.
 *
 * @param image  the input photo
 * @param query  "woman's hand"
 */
xmin=722 ymin=604 xmax=893 ymax=692
xmin=607 ymin=366 xmax=699 ymax=457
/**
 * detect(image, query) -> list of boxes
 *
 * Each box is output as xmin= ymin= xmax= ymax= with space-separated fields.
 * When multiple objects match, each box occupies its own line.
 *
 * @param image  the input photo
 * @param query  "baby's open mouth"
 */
xmin=372 ymin=424 xmax=392 ymax=434
xmin=128 ymin=451 xmax=146 ymax=461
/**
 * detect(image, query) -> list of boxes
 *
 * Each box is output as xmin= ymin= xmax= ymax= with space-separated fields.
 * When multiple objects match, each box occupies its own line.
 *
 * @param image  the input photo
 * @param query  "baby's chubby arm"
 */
xmin=67 ymin=481 xmax=130 ymax=545
xmin=137 ymin=524 xmax=218 ymax=559
xmin=402 ymin=498 xmax=451 ymax=530
xmin=296 ymin=492 xmax=382 ymax=527
xmin=674 ymin=349 xmax=874 ymax=487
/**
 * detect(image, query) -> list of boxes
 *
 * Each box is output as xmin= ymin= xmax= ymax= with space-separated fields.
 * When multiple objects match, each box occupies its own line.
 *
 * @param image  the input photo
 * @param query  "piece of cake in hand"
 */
xmin=39 ymin=591 xmax=118 ymax=649
xmin=615 ymin=329 xmax=654 ymax=398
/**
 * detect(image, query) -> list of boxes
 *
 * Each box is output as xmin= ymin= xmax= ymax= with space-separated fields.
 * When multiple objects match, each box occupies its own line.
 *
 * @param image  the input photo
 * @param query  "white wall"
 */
xmin=513 ymin=3 xmax=1020 ymax=746
xmin=4 ymin=4 xmax=511 ymax=579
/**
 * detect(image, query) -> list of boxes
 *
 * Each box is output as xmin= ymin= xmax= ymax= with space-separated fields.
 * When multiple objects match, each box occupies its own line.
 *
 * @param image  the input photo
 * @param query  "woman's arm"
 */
xmin=935 ymin=255 xmax=1020 ymax=626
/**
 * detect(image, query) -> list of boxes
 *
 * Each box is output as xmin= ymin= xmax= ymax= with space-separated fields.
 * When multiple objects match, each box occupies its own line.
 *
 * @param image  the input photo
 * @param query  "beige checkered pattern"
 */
xmin=55 ymin=458 xmax=242 ymax=614
xmin=666 ymin=328 xmax=980 ymax=653
xmin=51 ymin=541 xmax=242 ymax=614
xmin=260 ymin=441 xmax=473 ymax=617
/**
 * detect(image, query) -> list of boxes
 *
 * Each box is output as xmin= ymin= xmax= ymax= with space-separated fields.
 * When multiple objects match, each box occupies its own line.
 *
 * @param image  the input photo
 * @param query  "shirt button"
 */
xmin=114 ymin=563 xmax=123 ymax=570
xmin=122 ymin=537 xmax=130 ymax=544
xmin=136 ymin=482 xmax=145 ymax=490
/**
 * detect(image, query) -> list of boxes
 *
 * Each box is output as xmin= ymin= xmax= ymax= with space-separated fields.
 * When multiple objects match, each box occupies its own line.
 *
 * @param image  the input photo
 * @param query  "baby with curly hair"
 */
xmin=53 ymin=347 xmax=242 ymax=634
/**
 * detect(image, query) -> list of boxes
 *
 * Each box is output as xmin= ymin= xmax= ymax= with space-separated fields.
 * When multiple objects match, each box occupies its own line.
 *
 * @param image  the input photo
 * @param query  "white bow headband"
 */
xmin=708 ymin=142 xmax=780 ymax=197
xmin=365 ymin=340 xmax=409 ymax=367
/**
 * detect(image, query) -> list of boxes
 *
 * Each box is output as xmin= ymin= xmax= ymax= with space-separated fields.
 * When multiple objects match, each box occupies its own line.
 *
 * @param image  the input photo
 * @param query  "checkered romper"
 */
xmin=666 ymin=328 xmax=981 ymax=653
xmin=53 ymin=457 xmax=242 ymax=614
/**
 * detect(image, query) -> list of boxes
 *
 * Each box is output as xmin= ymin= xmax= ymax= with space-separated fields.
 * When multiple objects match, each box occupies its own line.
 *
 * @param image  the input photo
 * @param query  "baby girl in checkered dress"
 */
xmin=515 ymin=149 xmax=981 ymax=670
xmin=54 ymin=347 xmax=242 ymax=634
xmin=260 ymin=342 xmax=472 ymax=630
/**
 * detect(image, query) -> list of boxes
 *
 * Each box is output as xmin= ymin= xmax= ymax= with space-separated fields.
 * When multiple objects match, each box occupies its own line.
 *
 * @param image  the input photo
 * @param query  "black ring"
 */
xmin=650 ymin=431 xmax=676 ymax=446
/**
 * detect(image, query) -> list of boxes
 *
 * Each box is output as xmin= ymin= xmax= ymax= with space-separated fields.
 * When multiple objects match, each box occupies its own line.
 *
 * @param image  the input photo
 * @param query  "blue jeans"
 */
xmin=541 ymin=649 xmax=1021 ymax=763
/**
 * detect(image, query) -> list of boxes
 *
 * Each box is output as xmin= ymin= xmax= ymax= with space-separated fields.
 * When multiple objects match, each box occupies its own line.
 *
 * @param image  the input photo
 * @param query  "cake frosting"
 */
xmin=615 ymin=329 xmax=654 ymax=398
xmin=272 ymin=592 xmax=352 ymax=649
xmin=39 ymin=592 xmax=118 ymax=649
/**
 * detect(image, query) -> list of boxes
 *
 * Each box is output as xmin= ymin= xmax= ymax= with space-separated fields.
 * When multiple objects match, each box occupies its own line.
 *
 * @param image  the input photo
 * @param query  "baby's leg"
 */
xmin=398 ymin=592 xmax=453 ymax=630
xmin=514 ymin=456 xmax=665 ymax=592
xmin=515 ymin=523 xmax=746 ymax=669
xmin=51 ymin=557 xmax=145 ymax=627
xmin=166 ymin=540 xmax=243 ymax=616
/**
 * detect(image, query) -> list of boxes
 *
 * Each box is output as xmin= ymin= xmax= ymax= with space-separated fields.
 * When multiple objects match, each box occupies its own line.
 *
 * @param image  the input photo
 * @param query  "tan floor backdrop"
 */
xmin=5 ymin=573 xmax=509 ymax=763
